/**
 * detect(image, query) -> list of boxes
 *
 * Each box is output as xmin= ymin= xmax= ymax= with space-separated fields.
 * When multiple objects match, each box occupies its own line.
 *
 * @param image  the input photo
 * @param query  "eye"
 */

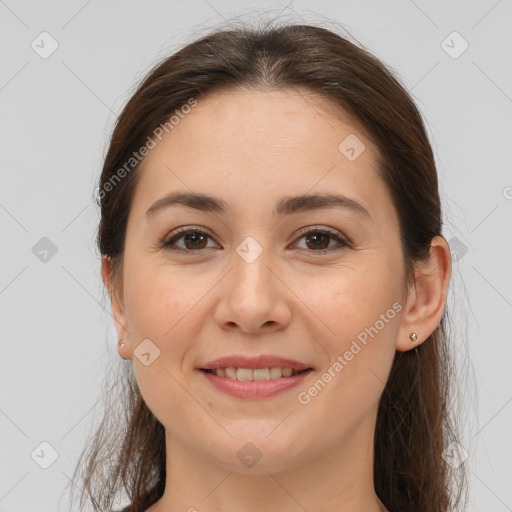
xmin=161 ymin=225 xmax=349 ymax=255
xmin=292 ymin=226 xmax=349 ymax=254
xmin=162 ymin=226 xmax=217 ymax=253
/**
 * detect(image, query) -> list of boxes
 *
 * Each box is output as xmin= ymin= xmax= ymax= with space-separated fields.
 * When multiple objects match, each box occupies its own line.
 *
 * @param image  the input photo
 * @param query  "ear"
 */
xmin=396 ymin=236 xmax=452 ymax=352
xmin=101 ymin=255 xmax=132 ymax=359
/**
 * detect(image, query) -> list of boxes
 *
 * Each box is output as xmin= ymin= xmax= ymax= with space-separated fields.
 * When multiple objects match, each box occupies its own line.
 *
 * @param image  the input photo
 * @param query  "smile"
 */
xmin=203 ymin=367 xmax=306 ymax=380
xmin=199 ymin=367 xmax=314 ymax=399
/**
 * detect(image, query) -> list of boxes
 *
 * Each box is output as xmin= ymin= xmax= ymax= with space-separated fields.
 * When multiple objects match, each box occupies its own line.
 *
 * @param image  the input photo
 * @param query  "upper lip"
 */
xmin=200 ymin=355 xmax=313 ymax=371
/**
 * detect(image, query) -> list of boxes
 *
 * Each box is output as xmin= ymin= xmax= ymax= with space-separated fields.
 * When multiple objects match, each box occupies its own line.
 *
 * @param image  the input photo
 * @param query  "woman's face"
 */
xmin=110 ymin=87 xmax=408 ymax=473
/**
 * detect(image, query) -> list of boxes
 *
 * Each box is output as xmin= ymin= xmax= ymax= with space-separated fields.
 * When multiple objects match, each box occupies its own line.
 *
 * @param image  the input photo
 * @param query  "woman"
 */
xmin=68 ymin=22 xmax=467 ymax=512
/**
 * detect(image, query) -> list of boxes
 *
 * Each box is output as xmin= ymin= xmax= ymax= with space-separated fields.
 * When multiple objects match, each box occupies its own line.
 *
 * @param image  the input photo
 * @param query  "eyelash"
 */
xmin=161 ymin=225 xmax=349 ymax=255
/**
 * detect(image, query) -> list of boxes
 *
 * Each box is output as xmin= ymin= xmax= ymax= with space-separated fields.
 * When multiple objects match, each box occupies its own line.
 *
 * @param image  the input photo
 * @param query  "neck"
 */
xmin=149 ymin=412 xmax=385 ymax=512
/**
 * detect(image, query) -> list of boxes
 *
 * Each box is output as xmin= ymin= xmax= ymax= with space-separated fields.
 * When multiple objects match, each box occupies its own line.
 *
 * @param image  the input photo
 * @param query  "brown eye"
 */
xmin=163 ymin=228 xmax=216 ymax=252
xmin=162 ymin=226 xmax=348 ymax=255
xmin=304 ymin=232 xmax=330 ymax=250
xmin=181 ymin=231 xmax=209 ymax=250
xmin=293 ymin=227 xmax=348 ymax=254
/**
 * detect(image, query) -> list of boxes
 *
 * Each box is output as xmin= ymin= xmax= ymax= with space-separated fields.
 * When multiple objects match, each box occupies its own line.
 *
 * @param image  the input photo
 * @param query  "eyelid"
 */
xmin=162 ymin=225 xmax=350 ymax=253
xmin=291 ymin=225 xmax=350 ymax=253
xmin=163 ymin=225 xmax=216 ymax=248
xmin=293 ymin=225 xmax=349 ymax=243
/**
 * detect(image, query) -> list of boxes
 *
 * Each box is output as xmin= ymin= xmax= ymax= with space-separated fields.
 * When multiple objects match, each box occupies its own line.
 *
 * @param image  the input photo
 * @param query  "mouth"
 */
xmin=198 ymin=365 xmax=314 ymax=399
xmin=198 ymin=355 xmax=314 ymax=398
xmin=199 ymin=367 xmax=312 ymax=381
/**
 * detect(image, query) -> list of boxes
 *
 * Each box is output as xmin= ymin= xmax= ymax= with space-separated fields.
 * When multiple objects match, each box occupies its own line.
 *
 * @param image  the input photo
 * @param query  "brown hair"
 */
xmin=67 ymin=20 xmax=468 ymax=512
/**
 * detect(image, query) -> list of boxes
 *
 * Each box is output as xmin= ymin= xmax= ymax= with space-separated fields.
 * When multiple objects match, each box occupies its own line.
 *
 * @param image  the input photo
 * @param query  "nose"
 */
xmin=214 ymin=245 xmax=291 ymax=334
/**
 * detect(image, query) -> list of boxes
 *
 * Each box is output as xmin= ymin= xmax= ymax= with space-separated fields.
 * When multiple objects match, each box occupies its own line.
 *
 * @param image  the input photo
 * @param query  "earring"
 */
xmin=409 ymin=332 xmax=418 ymax=343
xmin=118 ymin=334 xmax=128 ymax=348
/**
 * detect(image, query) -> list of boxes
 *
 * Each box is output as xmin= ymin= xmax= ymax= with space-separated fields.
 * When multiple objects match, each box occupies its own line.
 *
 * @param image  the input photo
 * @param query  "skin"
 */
xmin=102 ymin=87 xmax=451 ymax=512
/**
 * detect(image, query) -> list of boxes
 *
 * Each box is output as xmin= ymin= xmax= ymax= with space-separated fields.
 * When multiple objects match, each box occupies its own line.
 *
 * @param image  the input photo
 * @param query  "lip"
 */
xmin=200 ymin=355 xmax=313 ymax=371
xmin=199 ymin=368 xmax=314 ymax=399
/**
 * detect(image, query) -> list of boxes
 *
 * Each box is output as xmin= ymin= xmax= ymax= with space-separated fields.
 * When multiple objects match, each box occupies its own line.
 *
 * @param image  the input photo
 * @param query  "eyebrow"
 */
xmin=145 ymin=191 xmax=371 ymax=219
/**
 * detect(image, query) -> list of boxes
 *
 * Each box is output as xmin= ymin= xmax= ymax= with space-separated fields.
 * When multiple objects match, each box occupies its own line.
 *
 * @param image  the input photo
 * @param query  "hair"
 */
xmin=67 ymin=20 xmax=468 ymax=512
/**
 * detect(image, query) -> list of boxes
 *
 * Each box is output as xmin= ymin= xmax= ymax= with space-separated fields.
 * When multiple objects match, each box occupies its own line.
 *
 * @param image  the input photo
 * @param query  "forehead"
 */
xmin=131 ymin=87 xmax=395 ymax=224
xmin=154 ymin=87 xmax=373 ymax=160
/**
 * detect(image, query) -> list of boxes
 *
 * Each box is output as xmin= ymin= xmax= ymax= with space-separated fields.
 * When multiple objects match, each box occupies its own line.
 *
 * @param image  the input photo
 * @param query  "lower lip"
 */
xmin=199 ymin=369 xmax=313 ymax=399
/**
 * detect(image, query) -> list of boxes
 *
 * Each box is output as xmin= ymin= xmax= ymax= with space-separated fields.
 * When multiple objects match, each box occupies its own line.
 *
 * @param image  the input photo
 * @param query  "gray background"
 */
xmin=1 ymin=1 xmax=511 ymax=511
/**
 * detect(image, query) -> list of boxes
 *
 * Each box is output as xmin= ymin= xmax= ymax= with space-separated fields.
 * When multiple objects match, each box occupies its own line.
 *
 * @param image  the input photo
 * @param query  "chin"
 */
xmin=204 ymin=430 xmax=309 ymax=474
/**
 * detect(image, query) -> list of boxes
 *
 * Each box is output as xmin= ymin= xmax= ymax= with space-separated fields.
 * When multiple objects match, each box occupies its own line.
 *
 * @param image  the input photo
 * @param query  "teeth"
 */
xmin=281 ymin=368 xmax=293 ymax=377
xmin=211 ymin=367 xmax=300 ymax=380
xmin=269 ymin=367 xmax=283 ymax=379
xmin=225 ymin=367 xmax=237 ymax=379
xmin=236 ymin=368 xmax=253 ymax=381
xmin=253 ymin=368 xmax=270 ymax=380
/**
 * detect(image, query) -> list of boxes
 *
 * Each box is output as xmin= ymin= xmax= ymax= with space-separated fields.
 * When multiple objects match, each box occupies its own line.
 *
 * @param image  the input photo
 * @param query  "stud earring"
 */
xmin=409 ymin=332 xmax=418 ymax=343
xmin=118 ymin=334 xmax=128 ymax=348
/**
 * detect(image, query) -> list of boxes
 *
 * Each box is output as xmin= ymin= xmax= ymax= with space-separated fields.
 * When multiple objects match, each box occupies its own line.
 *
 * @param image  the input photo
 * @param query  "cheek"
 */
xmin=123 ymin=267 xmax=198 ymax=428
xmin=303 ymin=270 xmax=401 ymax=411
xmin=306 ymin=268 xmax=397 ymax=345
xmin=124 ymin=261 xmax=195 ymax=334
xmin=123 ymin=265 xmax=202 ymax=386
xmin=295 ymin=272 xmax=399 ymax=431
